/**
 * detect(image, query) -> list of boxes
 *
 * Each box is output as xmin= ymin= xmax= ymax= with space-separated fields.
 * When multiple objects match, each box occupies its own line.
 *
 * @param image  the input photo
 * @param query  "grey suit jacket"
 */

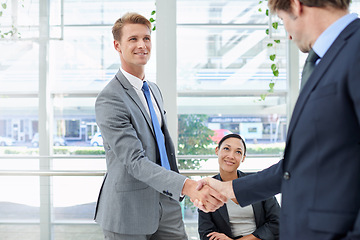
xmin=94 ymin=70 xmax=187 ymax=234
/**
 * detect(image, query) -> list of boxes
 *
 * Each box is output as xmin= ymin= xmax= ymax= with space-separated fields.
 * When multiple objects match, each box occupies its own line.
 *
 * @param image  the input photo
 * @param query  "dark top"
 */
xmin=198 ymin=171 xmax=280 ymax=240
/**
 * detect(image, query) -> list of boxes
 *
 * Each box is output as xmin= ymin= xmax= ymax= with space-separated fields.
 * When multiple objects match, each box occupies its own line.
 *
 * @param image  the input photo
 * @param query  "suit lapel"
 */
xmin=286 ymin=19 xmax=359 ymax=142
xmin=115 ymin=70 xmax=155 ymax=135
xmin=252 ymin=202 xmax=262 ymax=227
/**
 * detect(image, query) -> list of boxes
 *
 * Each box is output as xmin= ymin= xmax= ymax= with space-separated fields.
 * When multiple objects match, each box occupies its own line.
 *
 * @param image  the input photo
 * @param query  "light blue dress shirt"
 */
xmin=312 ymin=13 xmax=358 ymax=64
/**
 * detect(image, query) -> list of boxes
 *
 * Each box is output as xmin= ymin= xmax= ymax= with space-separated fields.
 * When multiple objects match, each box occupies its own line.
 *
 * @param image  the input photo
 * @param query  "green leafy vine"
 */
xmin=150 ymin=10 xmax=156 ymax=31
xmin=0 ymin=1 xmax=23 ymax=39
xmin=258 ymin=0 xmax=281 ymax=101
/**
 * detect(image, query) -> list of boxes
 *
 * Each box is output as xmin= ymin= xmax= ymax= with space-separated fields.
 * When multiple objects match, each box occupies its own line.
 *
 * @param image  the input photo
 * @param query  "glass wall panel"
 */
xmin=0 ymin=98 xmax=38 ymax=150
xmin=177 ymin=27 xmax=286 ymax=91
xmin=0 ymin=42 xmax=39 ymax=92
xmin=52 ymin=176 xmax=103 ymax=221
xmin=63 ymin=0 xmax=156 ymax=25
xmin=0 ymin=176 xmax=40 ymax=221
xmin=177 ymin=0 xmax=269 ymax=24
xmin=177 ymin=0 xmax=287 ymax=176
xmin=0 ymin=225 xmax=40 ymax=240
xmin=50 ymin=27 xmax=116 ymax=93
xmin=53 ymin=96 xmax=103 ymax=151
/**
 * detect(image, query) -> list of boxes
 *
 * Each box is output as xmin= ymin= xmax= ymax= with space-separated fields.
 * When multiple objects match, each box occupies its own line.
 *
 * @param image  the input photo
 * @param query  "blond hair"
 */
xmin=112 ymin=12 xmax=151 ymax=41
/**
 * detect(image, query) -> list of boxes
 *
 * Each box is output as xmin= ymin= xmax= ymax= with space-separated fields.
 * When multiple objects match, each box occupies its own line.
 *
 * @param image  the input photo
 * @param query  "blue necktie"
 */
xmin=142 ymin=81 xmax=171 ymax=170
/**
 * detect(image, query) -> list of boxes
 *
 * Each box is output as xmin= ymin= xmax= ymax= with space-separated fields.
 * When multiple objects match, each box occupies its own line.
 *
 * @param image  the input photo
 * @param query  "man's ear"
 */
xmin=114 ymin=40 xmax=121 ymax=53
xmin=292 ymin=0 xmax=303 ymax=17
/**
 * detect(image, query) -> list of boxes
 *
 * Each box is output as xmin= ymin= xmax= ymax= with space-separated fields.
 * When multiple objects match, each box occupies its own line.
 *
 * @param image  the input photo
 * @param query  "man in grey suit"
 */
xmin=94 ymin=12 xmax=226 ymax=240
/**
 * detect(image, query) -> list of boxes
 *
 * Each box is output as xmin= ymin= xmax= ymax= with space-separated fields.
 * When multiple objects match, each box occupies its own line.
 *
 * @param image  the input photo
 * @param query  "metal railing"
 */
xmin=0 ymin=154 xmax=282 ymax=177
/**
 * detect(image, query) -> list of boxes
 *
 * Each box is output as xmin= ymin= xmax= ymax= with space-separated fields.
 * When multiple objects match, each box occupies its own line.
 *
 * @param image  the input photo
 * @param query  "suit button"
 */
xmin=283 ymin=171 xmax=290 ymax=180
xmin=163 ymin=190 xmax=172 ymax=197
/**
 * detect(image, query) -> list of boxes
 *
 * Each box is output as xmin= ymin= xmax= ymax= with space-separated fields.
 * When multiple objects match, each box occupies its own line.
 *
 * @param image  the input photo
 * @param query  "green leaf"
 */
xmin=267 ymin=43 xmax=273 ymax=47
xmin=266 ymin=9 xmax=269 ymax=16
xmin=265 ymin=29 xmax=269 ymax=35
xmin=2 ymin=3 xmax=7 ymax=9
xmin=151 ymin=10 xmax=156 ymax=15
xmin=269 ymin=82 xmax=275 ymax=89
xmin=149 ymin=18 xmax=155 ymax=23
xmin=270 ymin=54 xmax=276 ymax=61
xmin=272 ymin=22 xmax=278 ymax=30
xmin=271 ymin=63 xmax=277 ymax=71
xmin=258 ymin=8 xmax=262 ymax=12
xmin=152 ymin=26 xmax=156 ymax=31
xmin=273 ymin=70 xmax=279 ymax=77
xmin=260 ymin=94 xmax=266 ymax=101
xmin=274 ymin=39 xmax=280 ymax=44
xmin=258 ymin=1 xmax=263 ymax=4
xmin=0 ymin=11 xmax=3 ymax=16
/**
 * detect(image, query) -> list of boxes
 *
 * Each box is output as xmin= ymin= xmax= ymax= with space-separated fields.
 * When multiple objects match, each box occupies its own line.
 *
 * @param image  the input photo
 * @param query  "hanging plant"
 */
xmin=150 ymin=9 xmax=156 ymax=31
xmin=258 ymin=0 xmax=281 ymax=101
xmin=0 ymin=1 xmax=23 ymax=39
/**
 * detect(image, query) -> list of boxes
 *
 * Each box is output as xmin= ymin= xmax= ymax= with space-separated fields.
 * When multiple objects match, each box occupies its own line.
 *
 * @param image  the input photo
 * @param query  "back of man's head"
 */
xmin=268 ymin=0 xmax=350 ymax=13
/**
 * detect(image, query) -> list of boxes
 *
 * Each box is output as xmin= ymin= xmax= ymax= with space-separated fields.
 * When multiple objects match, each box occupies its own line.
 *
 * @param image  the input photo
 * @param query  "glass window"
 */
xmin=1 ymin=0 xmax=360 ymax=239
xmin=177 ymin=0 xmax=287 ymax=166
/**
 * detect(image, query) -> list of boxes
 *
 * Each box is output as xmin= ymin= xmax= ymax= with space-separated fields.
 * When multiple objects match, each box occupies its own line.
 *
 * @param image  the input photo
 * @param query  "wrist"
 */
xmin=181 ymin=178 xmax=196 ymax=196
xmin=223 ymin=181 xmax=235 ymax=199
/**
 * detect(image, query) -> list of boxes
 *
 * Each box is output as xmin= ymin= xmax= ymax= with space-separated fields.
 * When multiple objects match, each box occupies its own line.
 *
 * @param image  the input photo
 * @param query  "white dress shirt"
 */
xmin=120 ymin=68 xmax=163 ymax=127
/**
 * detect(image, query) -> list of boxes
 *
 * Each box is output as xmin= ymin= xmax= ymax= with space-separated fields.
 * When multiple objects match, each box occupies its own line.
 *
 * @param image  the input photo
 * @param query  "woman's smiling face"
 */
xmin=216 ymin=137 xmax=246 ymax=174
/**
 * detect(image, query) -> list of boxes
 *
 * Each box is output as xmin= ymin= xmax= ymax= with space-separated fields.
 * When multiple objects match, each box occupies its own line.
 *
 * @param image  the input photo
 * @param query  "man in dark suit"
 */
xmin=194 ymin=0 xmax=360 ymax=239
xmin=94 ymin=12 xmax=226 ymax=240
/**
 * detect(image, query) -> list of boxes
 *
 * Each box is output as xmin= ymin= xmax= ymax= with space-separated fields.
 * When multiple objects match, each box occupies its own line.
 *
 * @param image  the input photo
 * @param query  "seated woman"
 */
xmin=198 ymin=134 xmax=280 ymax=240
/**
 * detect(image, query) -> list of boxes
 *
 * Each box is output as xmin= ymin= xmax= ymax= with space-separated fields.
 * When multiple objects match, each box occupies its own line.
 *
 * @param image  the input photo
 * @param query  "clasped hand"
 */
xmin=182 ymin=178 xmax=227 ymax=213
xmin=190 ymin=177 xmax=235 ymax=212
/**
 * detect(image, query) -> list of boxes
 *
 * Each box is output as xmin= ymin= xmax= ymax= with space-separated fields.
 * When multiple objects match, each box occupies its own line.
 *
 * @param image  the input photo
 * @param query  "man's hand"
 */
xmin=182 ymin=179 xmax=227 ymax=212
xmin=192 ymin=177 xmax=235 ymax=210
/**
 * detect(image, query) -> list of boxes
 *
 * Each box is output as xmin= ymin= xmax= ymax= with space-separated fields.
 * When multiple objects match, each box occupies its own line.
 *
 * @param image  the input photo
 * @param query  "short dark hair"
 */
xmin=218 ymin=133 xmax=247 ymax=155
xmin=268 ymin=0 xmax=350 ymax=13
xmin=112 ymin=12 xmax=151 ymax=41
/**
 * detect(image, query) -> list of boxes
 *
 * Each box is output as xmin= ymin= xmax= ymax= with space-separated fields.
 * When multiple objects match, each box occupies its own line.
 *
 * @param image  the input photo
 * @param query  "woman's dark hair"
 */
xmin=217 ymin=133 xmax=247 ymax=155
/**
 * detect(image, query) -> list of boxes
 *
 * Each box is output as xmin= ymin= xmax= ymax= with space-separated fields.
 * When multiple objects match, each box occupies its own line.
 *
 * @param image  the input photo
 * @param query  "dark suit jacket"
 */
xmin=232 ymin=18 xmax=360 ymax=239
xmin=198 ymin=171 xmax=280 ymax=240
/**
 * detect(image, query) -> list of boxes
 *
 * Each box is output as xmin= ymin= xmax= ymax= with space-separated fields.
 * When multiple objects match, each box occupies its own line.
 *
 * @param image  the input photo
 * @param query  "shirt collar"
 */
xmin=120 ymin=67 xmax=146 ymax=91
xmin=313 ymin=13 xmax=358 ymax=58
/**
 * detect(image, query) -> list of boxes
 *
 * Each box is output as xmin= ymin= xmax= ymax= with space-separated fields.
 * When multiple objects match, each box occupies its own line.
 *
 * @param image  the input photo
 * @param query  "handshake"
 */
xmin=182 ymin=177 xmax=235 ymax=213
